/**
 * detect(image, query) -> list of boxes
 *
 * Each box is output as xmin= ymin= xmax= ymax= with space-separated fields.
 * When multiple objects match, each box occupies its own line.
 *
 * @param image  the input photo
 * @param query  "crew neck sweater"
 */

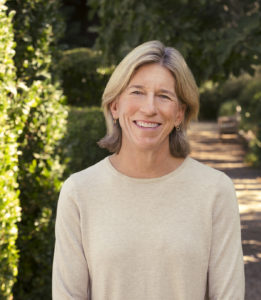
xmin=52 ymin=155 xmax=245 ymax=300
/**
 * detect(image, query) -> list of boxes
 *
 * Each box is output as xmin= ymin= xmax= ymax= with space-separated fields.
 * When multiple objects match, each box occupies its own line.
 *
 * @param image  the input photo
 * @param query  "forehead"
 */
xmin=128 ymin=63 xmax=175 ymax=89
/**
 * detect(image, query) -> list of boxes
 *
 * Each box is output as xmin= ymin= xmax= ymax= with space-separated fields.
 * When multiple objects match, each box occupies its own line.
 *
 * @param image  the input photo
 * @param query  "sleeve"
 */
xmin=207 ymin=173 xmax=245 ymax=300
xmin=52 ymin=176 xmax=91 ymax=300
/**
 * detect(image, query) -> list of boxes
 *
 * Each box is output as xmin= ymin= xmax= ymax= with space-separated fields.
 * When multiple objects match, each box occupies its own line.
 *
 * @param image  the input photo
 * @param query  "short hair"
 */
xmin=97 ymin=40 xmax=199 ymax=157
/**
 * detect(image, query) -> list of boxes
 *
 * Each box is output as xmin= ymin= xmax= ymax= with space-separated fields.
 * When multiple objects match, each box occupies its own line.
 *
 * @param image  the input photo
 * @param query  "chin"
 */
xmin=124 ymin=135 xmax=168 ymax=152
xmin=133 ymin=140 xmax=163 ymax=152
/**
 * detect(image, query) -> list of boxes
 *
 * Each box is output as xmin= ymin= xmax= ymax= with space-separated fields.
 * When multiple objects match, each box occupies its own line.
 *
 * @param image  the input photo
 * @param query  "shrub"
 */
xmin=61 ymin=106 xmax=109 ymax=178
xmin=8 ymin=0 xmax=68 ymax=298
xmin=245 ymin=132 xmax=261 ymax=167
xmin=216 ymin=71 xmax=261 ymax=166
xmin=238 ymin=77 xmax=261 ymax=126
xmin=7 ymin=0 xmax=65 ymax=84
xmin=0 ymin=3 xmax=20 ymax=299
xmin=57 ymin=48 xmax=113 ymax=107
xmin=199 ymin=85 xmax=221 ymax=120
xmin=240 ymin=82 xmax=261 ymax=167
xmin=219 ymin=75 xmax=249 ymax=102
xmin=198 ymin=73 xmax=250 ymax=120
xmin=14 ymin=81 xmax=67 ymax=299
xmin=199 ymin=70 xmax=261 ymax=165
xmin=218 ymin=100 xmax=239 ymax=117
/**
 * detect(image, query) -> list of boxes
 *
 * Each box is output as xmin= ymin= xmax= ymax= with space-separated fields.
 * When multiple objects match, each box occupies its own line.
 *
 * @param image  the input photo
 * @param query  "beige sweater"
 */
xmin=52 ymin=155 xmax=245 ymax=300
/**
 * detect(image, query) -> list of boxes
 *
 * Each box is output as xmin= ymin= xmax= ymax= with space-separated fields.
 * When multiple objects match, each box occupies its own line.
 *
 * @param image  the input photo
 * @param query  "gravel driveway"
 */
xmin=188 ymin=121 xmax=261 ymax=300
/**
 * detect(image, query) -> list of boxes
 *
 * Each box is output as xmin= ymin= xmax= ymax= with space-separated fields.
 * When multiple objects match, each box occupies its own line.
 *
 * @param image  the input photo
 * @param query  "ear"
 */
xmin=176 ymin=103 xmax=186 ymax=126
xmin=109 ymin=98 xmax=120 ymax=119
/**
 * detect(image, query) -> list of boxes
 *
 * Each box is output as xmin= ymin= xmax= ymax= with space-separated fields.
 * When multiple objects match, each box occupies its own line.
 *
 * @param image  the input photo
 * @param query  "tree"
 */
xmin=89 ymin=0 xmax=261 ymax=84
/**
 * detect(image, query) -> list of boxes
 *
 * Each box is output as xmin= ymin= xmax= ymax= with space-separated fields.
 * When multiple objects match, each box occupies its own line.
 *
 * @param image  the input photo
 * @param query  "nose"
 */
xmin=140 ymin=93 xmax=157 ymax=116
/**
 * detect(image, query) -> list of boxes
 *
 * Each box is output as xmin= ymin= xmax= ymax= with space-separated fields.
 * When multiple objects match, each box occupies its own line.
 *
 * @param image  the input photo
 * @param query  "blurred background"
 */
xmin=1 ymin=0 xmax=260 ymax=299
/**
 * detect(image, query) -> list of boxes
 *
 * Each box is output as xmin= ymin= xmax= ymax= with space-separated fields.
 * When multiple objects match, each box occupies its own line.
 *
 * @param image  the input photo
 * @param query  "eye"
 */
xmin=131 ymin=90 xmax=143 ymax=95
xmin=159 ymin=94 xmax=171 ymax=100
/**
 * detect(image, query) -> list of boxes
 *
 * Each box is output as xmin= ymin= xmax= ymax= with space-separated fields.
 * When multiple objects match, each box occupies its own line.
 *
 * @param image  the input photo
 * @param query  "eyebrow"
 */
xmin=158 ymin=89 xmax=177 ymax=98
xmin=127 ymin=85 xmax=177 ymax=98
xmin=127 ymin=85 xmax=144 ymax=90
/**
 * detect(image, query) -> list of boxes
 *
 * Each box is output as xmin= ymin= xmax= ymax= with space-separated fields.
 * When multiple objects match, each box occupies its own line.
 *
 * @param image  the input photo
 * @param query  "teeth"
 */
xmin=136 ymin=121 xmax=159 ymax=128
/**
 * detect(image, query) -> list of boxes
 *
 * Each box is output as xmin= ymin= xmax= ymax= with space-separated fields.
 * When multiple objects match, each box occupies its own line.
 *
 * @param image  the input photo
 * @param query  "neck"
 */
xmin=109 ymin=141 xmax=185 ymax=178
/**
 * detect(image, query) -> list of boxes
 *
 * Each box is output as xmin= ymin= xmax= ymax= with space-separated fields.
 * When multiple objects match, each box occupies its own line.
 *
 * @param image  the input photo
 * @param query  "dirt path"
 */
xmin=188 ymin=121 xmax=261 ymax=300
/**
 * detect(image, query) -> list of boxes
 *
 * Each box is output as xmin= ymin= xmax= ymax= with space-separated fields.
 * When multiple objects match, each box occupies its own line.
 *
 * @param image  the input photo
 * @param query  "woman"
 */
xmin=52 ymin=40 xmax=245 ymax=299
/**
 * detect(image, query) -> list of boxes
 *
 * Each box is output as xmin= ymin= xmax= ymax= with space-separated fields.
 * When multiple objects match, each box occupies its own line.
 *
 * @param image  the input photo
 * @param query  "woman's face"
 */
xmin=110 ymin=63 xmax=185 ymax=153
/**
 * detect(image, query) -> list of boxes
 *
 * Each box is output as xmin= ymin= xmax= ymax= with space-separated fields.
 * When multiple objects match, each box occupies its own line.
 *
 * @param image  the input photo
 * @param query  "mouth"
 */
xmin=133 ymin=120 xmax=161 ymax=129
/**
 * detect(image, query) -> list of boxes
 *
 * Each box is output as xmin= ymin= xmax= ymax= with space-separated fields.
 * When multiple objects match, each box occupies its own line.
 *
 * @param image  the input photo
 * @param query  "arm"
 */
xmin=52 ymin=176 xmax=90 ymax=300
xmin=207 ymin=174 xmax=245 ymax=300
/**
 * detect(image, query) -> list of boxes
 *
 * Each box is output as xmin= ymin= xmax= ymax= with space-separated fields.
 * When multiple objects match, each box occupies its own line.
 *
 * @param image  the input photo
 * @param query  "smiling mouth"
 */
xmin=133 ymin=120 xmax=161 ymax=129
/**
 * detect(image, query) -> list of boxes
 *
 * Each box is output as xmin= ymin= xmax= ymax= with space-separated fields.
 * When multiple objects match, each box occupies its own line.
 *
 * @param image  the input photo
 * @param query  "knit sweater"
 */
xmin=52 ymin=155 xmax=245 ymax=300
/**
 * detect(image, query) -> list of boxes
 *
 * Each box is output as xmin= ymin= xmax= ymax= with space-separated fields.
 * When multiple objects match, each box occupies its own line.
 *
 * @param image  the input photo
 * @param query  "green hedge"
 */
xmin=199 ymin=75 xmax=249 ymax=120
xmin=0 ymin=3 xmax=20 ymax=298
xmin=61 ymin=106 xmax=109 ymax=178
xmin=238 ymin=77 xmax=261 ymax=128
xmin=218 ymin=100 xmax=239 ymax=117
xmin=14 ymin=81 xmax=67 ymax=299
xmin=199 ymin=85 xmax=221 ymax=120
xmin=7 ymin=0 xmax=65 ymax=84
xmin=216 ymin=72 xmax=261 ymax=127
xmin=239 ymin=77 xmax=261 ymax=166
xmin=57 ymin=48 xmax=113 ymax=107
xmin=8 ymin=0 xmax=68 ymax=298
xmin=217 ymin=71 xmax=261 ymax=166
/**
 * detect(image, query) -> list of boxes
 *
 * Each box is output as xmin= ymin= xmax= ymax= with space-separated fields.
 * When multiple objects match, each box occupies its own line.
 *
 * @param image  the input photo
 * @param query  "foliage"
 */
xmin=14 ymin=81 xmax=67 ymax=299
xmin=215 ymin=70 xmax=261 ymax=165
xmin=58 ymin=0 xmax=98 ymax=49
xmin=0 ymin=2 xmax=20 ymax=298
xmin=89 ymin=0 xmax=261 ymax=84
xmin=6 ymin=0 xmax=68 ymax=298
xmin=245 ymin=126 xmax=261 ymax=167
xmin=61 ymin=106 xmax=109 ymax=178
xmin=239 ymin=77 xmax=261 ymax=166
xmin=57 ymin=48 xmax=113 ymax=107
xmin=199 ymin=71 xmax=259 ymax=120
xmin=198 ymin=82 xmax=221 ymax=120
xmin=218 ymin=100 xmax=239 ymax=117
xmin=238 ymin=76 xmax=261 ymax=126
xmin=7 ymin=0 xmax=65 ymax=84
xmin=215 ymin=71 xmax=261 ymax=126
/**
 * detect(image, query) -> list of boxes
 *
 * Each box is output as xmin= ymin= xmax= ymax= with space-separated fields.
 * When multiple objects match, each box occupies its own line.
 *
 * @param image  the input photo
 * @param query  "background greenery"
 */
xmin=56 ymin=48 xmax=112 ymax=106
xmin=88 ymin=0 xmax=261 ymax=84
xmin=8 ymin=0 xmax=68 ymax=298
xmin=0 ymin=2 xmax=20 ymax=297
xmin=1 ymin=0 xmax=261 ymax=299
xmin=61 ymin=106 xmax=109 ymax=178
xmin=210 ymin=69 xmax=261 ymax=165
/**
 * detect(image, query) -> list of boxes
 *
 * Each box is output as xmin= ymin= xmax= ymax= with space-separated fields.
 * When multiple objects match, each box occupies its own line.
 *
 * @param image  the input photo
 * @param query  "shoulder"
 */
xmin=58 ymin=157 xmax=109 ymax=203
xmin=56 ymin=157 xmax=110 ymax=211
xmin=68 ymin=156 xmax=109 ymax=188
xmin=186 ymin=156 xmax=234 ymax=188
xmin=185 ymin=158 xmax=237 ymax=211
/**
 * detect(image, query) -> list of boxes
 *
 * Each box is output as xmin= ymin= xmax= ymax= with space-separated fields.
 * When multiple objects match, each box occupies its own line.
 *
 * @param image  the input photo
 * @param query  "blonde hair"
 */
xmin=98 ymin=40 xmax=199 ymax=157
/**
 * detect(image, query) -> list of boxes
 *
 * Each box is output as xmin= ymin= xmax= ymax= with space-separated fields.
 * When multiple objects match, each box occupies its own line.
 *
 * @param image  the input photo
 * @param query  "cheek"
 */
xmin=172 ymin=103 xmax=184 ymax=120
xmin=161 ymin=104 xmax=178 ymax=120
xmin=119 ymin=100 xmax=139 ymax=116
